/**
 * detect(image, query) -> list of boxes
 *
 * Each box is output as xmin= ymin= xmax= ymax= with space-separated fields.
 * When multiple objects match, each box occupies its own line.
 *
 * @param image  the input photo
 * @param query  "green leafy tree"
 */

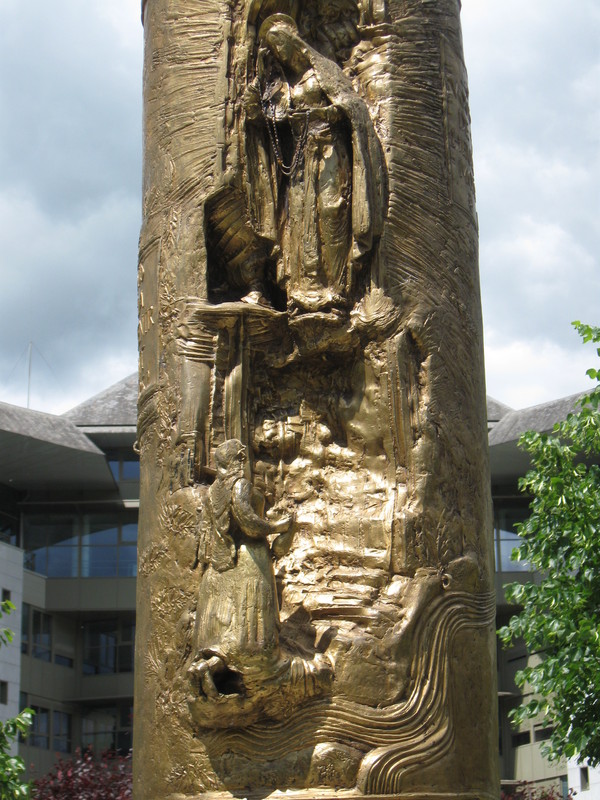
xmin=0 ymin=600 xmax=33 ymax=798
xmin=499 ymin=322 xmax=600 ymax=766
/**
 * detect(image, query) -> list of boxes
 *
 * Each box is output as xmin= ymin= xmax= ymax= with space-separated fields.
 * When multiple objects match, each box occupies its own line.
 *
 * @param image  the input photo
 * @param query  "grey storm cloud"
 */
xmin=0 ymin=0 xmax=142 ymax=411
xmin=0 ymin=0 xmax=598 ymax=412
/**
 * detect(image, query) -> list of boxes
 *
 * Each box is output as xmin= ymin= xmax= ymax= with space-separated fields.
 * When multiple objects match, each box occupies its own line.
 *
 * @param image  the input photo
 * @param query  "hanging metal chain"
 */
xmin=263 ymin=101 xmax=309 ymax=177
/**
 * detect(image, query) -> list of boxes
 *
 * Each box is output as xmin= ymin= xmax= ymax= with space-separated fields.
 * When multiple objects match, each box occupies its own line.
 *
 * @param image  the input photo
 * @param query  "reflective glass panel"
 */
xmin=30 ymin=706 xmax=49 ymax=749
xmin=32 ymin=611 xmax=51 ymax=661
xmin=81 ymin=546 xmax=118 ymax=577
xmin=83 ymin=621 xmax=118 ymax=674
xmin=118 ymin=546 xmax=137 ymax=577
xmin=47 ymin=546 xmax=78 ymax=578
xmin=24 ymin=548 xmax=47 ymax=575
xmin=53 ymin=711 xmax=71 ymax=753
xmin=121 ymin=523 xmax=138 ymax=543
xmin=118 ymin=644 xmax=134 ymax=673
xmin=121 ymin=459 xmax=140 ymax=480
xmin=82 ymin=521 xmax=118 ymax=546
xmin=495 ymin=506 xmax=530 ymax=573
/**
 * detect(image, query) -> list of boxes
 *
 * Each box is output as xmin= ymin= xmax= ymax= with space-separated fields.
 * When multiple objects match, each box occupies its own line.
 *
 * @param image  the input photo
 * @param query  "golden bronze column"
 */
xmin=134 ymin=1 xmax=498 ymax=797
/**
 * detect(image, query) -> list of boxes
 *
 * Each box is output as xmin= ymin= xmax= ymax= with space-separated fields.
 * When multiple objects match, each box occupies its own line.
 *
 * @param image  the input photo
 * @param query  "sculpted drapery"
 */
xmin=243 ymin=14 xmax=386 ymax=311
xmin=135 ymin=1 xmax=498 ymax=797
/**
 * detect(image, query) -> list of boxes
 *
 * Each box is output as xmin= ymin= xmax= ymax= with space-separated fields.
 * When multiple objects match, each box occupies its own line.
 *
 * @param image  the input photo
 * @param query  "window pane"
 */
xmin=24 ymin=548 xmax=47 ymax=576
xmin=21 ymin=603 xmax=30 ymax=655
xmin=23 ymin=516 xmax=76 ymax=576
xmin=117 ymin=729 xmax=132 ymax=755
xmin=32 ymin=611 xmax=52 ymax=661
xmin=500 ymin=539 xmax=530 ymax=572
xmin=31 ymin=706 xmax=50 ymax=749
xmin=53 ymin=711 xmax=71 ymax=753
xmin=24 ymin=517 xmax=76 ymax=547
xmin=118 ymin=546 xmax=137 ymax=577
xmin=81 ymin=546 xmax=118 ymax=577
xmin=121 ymin=459 xmax=140 ymax=480
xmin=47 ymin=546 xmax=78 ymax=578
xmin=82 ymin=707 xmax=117 ymax=753
xmin=82 ymin=524 xmax=118 ymax=546
xmin=118 ymin=644 xmax=134 ymax=673
xmin=0 ymin=513 xmax=17 ymax=546
xmin=121 ymin=523 xmax=138 ymax=543
xmin=495 ymin=505 xmax=530 ymax=573
xmin=119 ymin=705 xmax=133 ymax=729
xmin=83 ymin=622 xmax=118 ymax=675
xmin=120 ymin=619 xmax=135 ymax=643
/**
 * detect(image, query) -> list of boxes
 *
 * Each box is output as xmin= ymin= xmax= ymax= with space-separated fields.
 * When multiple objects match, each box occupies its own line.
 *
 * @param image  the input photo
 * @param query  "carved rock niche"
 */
xmin=134 ymin=0 xmax=499 ymax=798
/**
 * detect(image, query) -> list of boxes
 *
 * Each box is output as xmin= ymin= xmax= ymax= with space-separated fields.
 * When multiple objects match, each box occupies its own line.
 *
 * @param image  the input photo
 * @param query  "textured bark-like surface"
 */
xmin=134 ymin=0 xmax=498 ymax=798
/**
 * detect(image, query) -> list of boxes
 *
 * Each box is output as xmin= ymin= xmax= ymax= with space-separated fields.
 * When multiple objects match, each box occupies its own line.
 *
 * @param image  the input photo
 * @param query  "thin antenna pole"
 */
xmin=27 ymin=341 xmax=32 ymax=409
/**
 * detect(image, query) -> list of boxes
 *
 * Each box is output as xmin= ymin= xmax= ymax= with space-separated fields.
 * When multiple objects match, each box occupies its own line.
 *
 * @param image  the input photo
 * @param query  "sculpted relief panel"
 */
xmin=135 ymin=1 xmax=498 ymax=798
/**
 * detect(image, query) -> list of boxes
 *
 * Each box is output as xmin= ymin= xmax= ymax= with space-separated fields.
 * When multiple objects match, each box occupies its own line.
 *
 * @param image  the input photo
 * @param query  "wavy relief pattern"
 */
xmin=204 ymin=590 xmax=494 ymax=793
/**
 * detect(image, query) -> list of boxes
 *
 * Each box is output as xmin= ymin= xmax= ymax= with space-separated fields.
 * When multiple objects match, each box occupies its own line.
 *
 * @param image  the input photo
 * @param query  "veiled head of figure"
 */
xmin=259 ymin=13 xmax=308 ymax=70
xmin=214 ymin=439 xmax=247 ymax=476
xmin=248 ymin=0 xmax=299 ymax=27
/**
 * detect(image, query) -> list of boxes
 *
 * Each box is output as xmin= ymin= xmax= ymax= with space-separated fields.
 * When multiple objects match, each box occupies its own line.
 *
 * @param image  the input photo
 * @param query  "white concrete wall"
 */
xmin=0 ymin=542 xmax=24 ymax=753
xmin=568 ymin=762 xmax=600 ymax=798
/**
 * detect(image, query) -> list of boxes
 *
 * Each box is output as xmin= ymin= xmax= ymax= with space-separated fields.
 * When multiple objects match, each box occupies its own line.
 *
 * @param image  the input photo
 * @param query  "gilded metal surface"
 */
xmin=135 ymin=0 xmax=498 ymax=798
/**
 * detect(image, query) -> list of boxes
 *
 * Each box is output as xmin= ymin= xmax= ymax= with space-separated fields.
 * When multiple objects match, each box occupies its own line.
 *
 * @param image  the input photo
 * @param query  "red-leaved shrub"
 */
xmin=32 ymin=748 xmax=131 ymax=800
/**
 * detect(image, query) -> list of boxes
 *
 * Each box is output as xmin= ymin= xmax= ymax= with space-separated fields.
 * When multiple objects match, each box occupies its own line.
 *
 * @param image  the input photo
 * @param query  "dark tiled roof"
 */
xmin=488 ymin=391 xmax=585 ymax=446
xmin=0 ymin=402 xmax=113 ymax=491
xmin=63 ymin=373 xmax=137 ymax=427
xmin=486 ymin=396 xmax=513 ymax=428
xmin=0 ymin=402 xmax=101 ymax=453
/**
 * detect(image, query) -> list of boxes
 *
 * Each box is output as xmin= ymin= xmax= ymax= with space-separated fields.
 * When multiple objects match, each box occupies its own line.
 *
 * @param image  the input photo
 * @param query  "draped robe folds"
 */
xmin=243 ymin=36 xmax=386 ymax=302
xmin=193 ymin=477 xmax=281 ymax=671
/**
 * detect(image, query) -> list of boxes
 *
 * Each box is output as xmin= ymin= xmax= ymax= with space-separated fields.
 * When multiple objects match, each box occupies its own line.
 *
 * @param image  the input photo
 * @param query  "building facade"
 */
xmin=0 ymin=375 xmax=597 ymax=794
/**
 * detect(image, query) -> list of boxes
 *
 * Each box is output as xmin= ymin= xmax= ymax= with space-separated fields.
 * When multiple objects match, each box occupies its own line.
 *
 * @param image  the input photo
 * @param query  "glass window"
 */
xmin=23 ymin=512 xmax=137 ymax=579
xmin=81 ymin=701 xmax=133 ymax=755
xmin=121 ymin=523 xmax=137 ymax=543
xmin=23 ymin=516 xmax=77 ymax=577
xmin=81 ymin=546 xmax=118 ymax=578
xmin=495 ymin=506 xmax=531 ymax=573
xmin=117 ymin=644 xmax=134 ymax=674
xmin=21 ymin=603 xmax=30 ymax=655
xmin=106 ymin=452 xmax=140 ymax=483
xmin=53 ymin=711 xmax=72 ymax=754
xmin=0 ymin=681 xmax=8 ymax=705
xmin=82 ymin=617 xmax=135 ymax=675
xmin=81 ymin=702 xmax=132 ymax=755
xmin=580 ymin=768 xmax=590 ymax=791
xmin=82 ymin=520 xmax=118 ymax=546
xmin=82 ymin=706 xmax=118 ymax=753
xmin=0 ymin=512 xmax=17 ymax=546
xmin=83 ymin=620 xmax=118 ymax=675
xmin=30 ymin=706 xmax=50 ymax=749
xmin=54 ymin=653 xmax=74 ymax=669
xmin=118 ymin=546 xmax=137 ymax=577
xmin=511 ymin=730 xmax=531 ymax=748
xmin=32 ymin=610 xmax=52 ymax=662
xmin=24 ymin=547 xmax=47 ymax=575
xmin=534 ymin=726 xmax=553 ymax=742
xmin=46 ymin=545 xmax=78 ymax=578
xmin=121 ymin=459 xmax=140 ymax=480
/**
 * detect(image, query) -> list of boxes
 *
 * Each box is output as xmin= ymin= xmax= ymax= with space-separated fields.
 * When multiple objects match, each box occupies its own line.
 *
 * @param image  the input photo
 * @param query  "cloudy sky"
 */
xmin=0 ymin=0 xmax=598 ymax=414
